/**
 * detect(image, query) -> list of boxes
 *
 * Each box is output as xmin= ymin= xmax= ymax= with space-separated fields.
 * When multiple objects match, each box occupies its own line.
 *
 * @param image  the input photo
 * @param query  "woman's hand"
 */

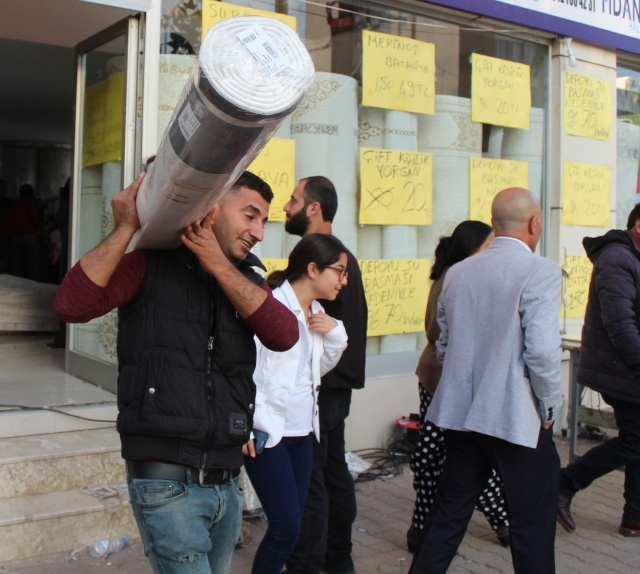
xmin=308 ymin=310 xmax=338 ymax=334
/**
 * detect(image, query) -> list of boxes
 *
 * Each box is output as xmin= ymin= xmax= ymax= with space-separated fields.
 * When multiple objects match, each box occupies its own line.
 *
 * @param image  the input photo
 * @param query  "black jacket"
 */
xmin=116 ymin=247 xmax=264 ymax=469
xmin=578 ymin=229 xmax=640 ymax=403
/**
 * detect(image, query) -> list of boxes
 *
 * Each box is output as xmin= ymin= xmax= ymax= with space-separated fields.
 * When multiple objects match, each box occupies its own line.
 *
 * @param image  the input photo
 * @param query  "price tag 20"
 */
xmin=237 ymin=25 xmax=290 ymax=77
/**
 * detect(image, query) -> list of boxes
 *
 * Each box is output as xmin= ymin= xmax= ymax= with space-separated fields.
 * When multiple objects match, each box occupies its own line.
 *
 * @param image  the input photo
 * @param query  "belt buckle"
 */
xmin=198 ymin=468 xmax=226 ymax=487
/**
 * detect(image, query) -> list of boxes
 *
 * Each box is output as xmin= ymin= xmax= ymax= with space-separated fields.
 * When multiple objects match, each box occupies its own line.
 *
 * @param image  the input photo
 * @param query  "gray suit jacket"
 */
xmin=429 ymin=236 xmax=562 ymax=448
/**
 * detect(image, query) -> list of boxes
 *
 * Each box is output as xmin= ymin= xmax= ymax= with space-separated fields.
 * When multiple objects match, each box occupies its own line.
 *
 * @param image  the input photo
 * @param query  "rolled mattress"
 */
xmin=132 ymin=16 xmax=315 ymax=249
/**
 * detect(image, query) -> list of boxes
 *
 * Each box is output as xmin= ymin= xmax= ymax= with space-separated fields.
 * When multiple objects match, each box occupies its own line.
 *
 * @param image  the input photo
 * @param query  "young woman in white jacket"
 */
xmin=243 ymin=233 xmax=349 ymax=574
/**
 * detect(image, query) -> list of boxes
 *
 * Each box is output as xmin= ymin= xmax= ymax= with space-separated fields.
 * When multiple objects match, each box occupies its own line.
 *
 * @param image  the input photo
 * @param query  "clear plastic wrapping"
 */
xmin=132 ymin=16 xmax=315 ymax=250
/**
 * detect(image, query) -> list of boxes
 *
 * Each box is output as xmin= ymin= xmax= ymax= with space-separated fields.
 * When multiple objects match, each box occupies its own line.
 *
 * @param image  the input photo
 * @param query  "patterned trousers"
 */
xmin=410 ymin=385 xmax=509 ymax=533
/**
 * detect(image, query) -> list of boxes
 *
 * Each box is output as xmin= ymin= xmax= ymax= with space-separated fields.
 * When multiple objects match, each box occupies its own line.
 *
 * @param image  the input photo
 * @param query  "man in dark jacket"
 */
xmin=283 ymin=176 xmax=368 ymax=574
xmin=558 ymin=203 xmax=640 ymax=537
xmin=54 ymin=170 xmax=299 ymax=574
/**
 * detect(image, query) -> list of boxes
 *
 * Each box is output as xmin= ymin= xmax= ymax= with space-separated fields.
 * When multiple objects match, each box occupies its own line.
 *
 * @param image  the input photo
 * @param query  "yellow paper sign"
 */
xmin=562 ymin=161 xmax=610 ymax=227
xmin=469 ymin=158 xmax=529 ymax=224
xmin=360 ymin=259 xmax=430 ymax=337
xmin=361 ymin=30 xmax=435 ymax=115
xmin=563 ymin=72 xmax=612 ymax=141
xmin=471 ymin=54 xmax=531 ymax=129
xmin=247 ymin=138 xmax=295 ymax=222
xmin=563 ymin=254 xmax=592 ymax=319
xmin=262 ymin=258 xmax=288 ymax=277
xmin=359 ymin=147 xmax=433 ymax=225
xmin=202 ymin=1 xmax=296 ymax=39
xmin=83 ymin=72 xmax=123 ymax=167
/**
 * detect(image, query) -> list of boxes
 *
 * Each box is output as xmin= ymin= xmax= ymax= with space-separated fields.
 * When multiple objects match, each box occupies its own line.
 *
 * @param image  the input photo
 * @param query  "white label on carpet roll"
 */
xmin=237 ymin=25 xmax=290 ymax=77
xmin=178 ymin=103 xmax=201 ymax=141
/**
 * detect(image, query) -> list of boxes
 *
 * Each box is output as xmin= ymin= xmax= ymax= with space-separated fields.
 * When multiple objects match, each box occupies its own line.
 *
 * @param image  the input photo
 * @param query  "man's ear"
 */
xmin=306 ymin=201 xmax=321 ymax=218
xmin=528 ymin=213 xmax=539 ymax=235
xmin=634 ymin=218 xmax=640 ymax=235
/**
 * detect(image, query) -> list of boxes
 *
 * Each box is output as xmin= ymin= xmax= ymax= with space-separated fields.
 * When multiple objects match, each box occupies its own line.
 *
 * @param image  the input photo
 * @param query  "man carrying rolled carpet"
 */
xmin=54 ymin=170 xmax=299 ymax=574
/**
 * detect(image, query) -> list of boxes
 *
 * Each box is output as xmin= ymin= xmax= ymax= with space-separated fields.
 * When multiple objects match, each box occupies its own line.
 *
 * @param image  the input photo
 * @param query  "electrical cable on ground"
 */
xmin=352 ymin=448 xmax=405 ymax=483
xmin=0 ymin=404 xmax=116 ymax=424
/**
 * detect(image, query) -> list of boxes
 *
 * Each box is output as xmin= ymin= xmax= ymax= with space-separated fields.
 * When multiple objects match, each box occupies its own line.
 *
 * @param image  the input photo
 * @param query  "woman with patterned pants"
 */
xmin=408 ymin=221 xmax=509 ymax=552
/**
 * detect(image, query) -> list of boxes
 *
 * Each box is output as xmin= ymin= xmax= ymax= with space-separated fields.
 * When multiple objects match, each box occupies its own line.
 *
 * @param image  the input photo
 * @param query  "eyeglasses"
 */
xmin=325 ymin=265 xmax=349 ymax=281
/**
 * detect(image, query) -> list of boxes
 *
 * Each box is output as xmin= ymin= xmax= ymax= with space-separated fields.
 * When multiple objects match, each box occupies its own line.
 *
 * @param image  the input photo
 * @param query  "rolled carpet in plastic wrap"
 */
xmin=132 ymin=15 xmax=315 ymax=249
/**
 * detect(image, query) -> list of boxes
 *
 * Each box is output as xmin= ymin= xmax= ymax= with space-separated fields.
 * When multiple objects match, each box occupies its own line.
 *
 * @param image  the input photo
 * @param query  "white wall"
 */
xmin=345 ymin=373 xmax=419 ymax=452
xmin=549 ymin=40 xmax=618 ymax=418
xmin=549 ymin=39 xmax=617 ymax=336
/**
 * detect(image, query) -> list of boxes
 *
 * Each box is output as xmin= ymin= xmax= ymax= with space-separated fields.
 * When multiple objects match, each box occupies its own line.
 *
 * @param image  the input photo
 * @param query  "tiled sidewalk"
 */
xmin=2 ymin=437 xmax=637 ymax=573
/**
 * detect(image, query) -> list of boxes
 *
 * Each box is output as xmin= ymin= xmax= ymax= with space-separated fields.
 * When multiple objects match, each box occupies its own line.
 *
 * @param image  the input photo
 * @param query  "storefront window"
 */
xmin=616 ymin=63 xmax=640 ymax=229
xmin=158 ymin=0 xmax=550 ymax=358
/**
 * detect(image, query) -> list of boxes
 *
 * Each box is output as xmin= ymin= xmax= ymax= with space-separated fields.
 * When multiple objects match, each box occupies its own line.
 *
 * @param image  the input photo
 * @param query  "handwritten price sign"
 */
xmin=360 ymin=259 xmax=430 ymax=337
xmin=247 ymin=138 xmax=295 ymax=222
xmin=359 ymin=147 xmax=433 ymax=225
xmin=362 ymin=30 xmax=435 ymax=115
xmin=562 ymin=161 xmax=610 ymax=227
xmin=563 ymin=72 xmax=612 ymax=141
xmin=202 ymin=1 xmax=296 ymax=39
xmin=471 ymin=54 xmax=531 ymax=130
xmin=83 ymin=72 xmax=123 ymax=167
xmin=563 ymin=254 xmax=592 ymax=319
xmin=262 ymin=258 xmax=287 ymax=277
xmin=469 ymin=158 xmax=529 ymax=224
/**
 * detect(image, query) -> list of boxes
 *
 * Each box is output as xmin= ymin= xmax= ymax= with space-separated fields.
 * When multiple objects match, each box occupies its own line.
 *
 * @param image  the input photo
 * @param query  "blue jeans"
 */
xmin=244 ymin=434 xmax=314 ymax=574
xmin=127 ymin=467 xmax=243 ymax=574
xmin=286 ymin=389 xmax=356 ymax=574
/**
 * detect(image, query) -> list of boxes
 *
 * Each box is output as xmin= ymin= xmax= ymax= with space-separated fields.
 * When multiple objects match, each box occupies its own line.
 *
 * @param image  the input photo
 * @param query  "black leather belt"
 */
xmin=126 ymin=461 xmax=240 ymax=487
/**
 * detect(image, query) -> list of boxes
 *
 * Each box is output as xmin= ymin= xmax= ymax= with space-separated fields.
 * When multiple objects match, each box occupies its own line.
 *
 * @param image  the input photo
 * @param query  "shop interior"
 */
xmin=0 ymin=0 xmax=132 ymax=428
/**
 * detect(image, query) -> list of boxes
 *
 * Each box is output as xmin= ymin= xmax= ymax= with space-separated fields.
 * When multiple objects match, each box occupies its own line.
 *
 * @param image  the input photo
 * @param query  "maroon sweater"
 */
xmin=54 ymin=250 xmax=298 ymax=352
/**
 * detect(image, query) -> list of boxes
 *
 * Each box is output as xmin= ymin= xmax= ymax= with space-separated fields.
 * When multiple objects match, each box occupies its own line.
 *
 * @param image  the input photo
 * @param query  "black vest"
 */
xmin=116 ymin=247 xmax=262 ymax=469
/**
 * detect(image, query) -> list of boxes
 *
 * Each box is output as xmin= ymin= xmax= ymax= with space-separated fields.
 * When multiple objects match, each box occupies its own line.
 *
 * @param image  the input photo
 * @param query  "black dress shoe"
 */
xmin=557 ymin=493 xmax=576 ymax=532
xmin=619 ymin=521 xmax=640 ymax=537
xmin=495 ymin=524 xmax=510 ymax=547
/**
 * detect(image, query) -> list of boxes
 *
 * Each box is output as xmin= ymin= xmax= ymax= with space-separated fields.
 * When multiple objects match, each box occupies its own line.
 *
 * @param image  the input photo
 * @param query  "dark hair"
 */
xmin=430 ymin=220 xmax=493 ymax=280
xmin=627 ymin=203 xmax=640 ymax=230
xmin=18 ymin=183 xmax=36 ymax=200
xmin=301 ymin=176 xmax=338 ymax=222
xmin=267 ymin=233 xmax=347 ymax=289
xmin=60 ymin=177 xmax=70 ymax=200
xmin=232 ymin=171 xmax=273 ymax=203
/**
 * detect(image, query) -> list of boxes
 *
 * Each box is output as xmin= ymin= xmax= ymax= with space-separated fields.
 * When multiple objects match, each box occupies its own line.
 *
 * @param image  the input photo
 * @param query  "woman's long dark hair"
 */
xmin=430 ymin=220 xmax=493 ymax=280
xmin=268 ymin=233 xmax=347 ymax=289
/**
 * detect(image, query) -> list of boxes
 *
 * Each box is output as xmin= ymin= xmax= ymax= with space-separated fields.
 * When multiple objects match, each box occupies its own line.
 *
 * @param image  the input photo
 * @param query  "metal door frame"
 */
xmin=67 ymin=15 xmax=142 ymax=391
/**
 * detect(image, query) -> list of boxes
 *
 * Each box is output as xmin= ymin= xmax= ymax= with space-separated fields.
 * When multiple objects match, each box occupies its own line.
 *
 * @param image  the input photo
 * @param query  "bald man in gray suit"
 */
xmin=409 ymin=188 xmax=562 ymax=574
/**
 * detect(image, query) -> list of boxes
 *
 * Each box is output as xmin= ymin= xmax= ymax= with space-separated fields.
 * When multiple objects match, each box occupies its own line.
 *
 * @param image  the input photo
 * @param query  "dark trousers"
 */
xmin=560 ymin=395 xmax=640 ymax=523
xmin=244 ymin=434 xmax=313 ymax=574
xmin=409 ymin=427 xmax=559 ymax=574
xmin=6 ymin=233 xmax=40 ymax=281
xmin=286 ymin=388 xmax=357 ymax=574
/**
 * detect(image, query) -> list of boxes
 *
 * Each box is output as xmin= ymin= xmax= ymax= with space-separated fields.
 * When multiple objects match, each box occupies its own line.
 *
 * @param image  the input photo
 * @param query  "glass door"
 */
xmin=67 ymin=16 xmax=142 ymax=392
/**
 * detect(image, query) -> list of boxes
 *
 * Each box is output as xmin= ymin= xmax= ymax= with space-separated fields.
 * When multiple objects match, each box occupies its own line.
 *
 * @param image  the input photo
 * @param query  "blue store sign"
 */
xmin=425 ymin=0 xmax=640 ymax=55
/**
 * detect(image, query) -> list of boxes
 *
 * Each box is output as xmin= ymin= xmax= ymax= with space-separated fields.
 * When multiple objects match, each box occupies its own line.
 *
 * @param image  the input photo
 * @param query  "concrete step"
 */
xmin=0 ymin=487 xmax=138 ymax=562
xmin=0 ymin=427 xmax=124 ymax=499
xmin=0 ymin=332 xmax=119 ymax=439
xmin=0 ymin=404 xmax=118 ymax=439
xmin=0 ymin=427 xmax=138 ymax=562
xmin=0 ymin=333 xmax=51 ymax=357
